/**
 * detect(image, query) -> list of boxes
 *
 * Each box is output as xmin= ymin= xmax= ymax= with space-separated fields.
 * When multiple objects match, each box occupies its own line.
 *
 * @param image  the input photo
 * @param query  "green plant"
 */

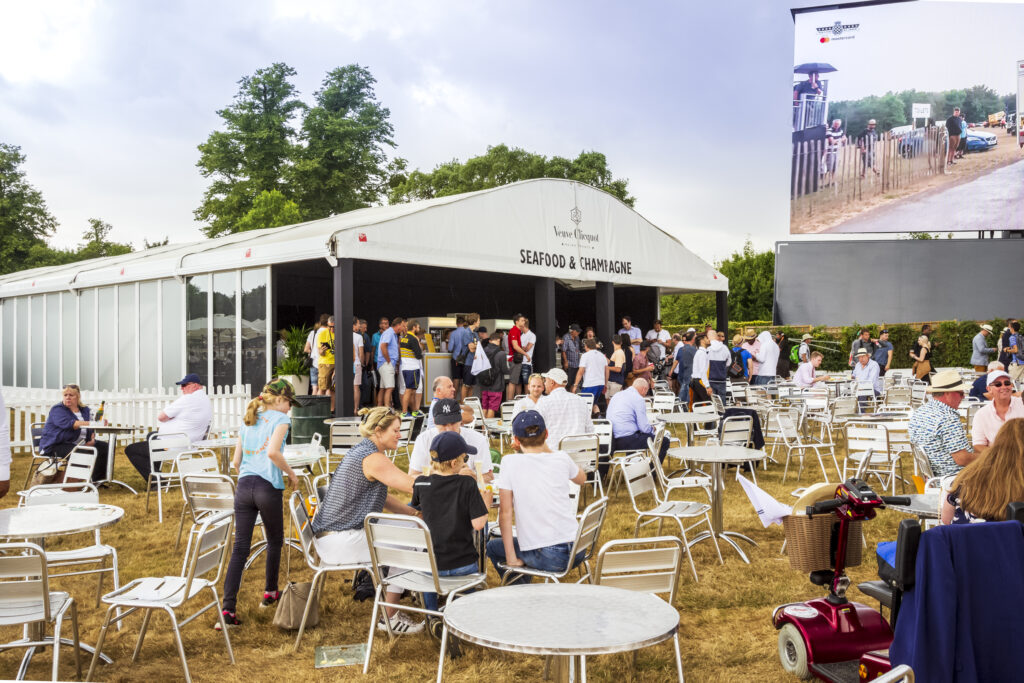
xmin=274 ymin=324 xmax=311 ymax=377
xmin=274 ymin=354 xmax=308 ymax=377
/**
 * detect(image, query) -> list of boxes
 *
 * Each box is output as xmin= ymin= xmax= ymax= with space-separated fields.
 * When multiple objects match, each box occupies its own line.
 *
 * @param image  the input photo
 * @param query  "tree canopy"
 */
xmin=388 ymin=144 xmax=635 ymax=206
xmin=0 ymin=143 xmax=59 ymax=275
xmin=830 ymin=85 xmax=1013 ymax=135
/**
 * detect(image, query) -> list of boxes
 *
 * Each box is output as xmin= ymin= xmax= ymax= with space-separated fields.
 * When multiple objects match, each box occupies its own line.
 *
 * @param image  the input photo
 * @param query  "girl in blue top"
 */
xmin=220 ymin=379 xmax=299 ymax=627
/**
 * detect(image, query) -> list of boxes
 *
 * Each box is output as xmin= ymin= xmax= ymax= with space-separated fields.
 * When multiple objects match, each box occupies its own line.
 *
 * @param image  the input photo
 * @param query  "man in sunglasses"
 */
xmin=971 ymin=369 xmax=1024 ymax=455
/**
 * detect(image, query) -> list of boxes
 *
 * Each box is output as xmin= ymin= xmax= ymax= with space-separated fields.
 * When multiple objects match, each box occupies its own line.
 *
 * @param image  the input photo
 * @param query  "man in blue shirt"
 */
xmin=618 ymin=316 xmax=642 ymax=351
xmin=873 ymin=329 xmax=894 ymax=376
xmin=605 ymin=379 xmax=669 ymax=469
xmin=1008 ymin=321 xmax=1024 ymax=382
xmin=672 ymin=331 xmax=697 ymax=406
xmin=376 ymin=317 xmax=405 ymax=408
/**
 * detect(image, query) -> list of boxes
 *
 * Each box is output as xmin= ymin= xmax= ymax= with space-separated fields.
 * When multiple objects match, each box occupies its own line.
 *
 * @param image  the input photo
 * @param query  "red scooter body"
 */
xmin=772 ymin=479 xmax=909 ymax=681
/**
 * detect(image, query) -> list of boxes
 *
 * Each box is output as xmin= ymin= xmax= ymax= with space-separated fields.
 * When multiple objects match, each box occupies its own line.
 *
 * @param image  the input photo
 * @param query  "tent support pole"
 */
xmin=596 ymin=282 xmax=615 ymax=350
xmin=716 ymin=291 xmax=729 ymax=338
xmin=334 ymin=258 xmax=355 ymax=417
xmin=534 ymin=277 xmax=556 ymax=373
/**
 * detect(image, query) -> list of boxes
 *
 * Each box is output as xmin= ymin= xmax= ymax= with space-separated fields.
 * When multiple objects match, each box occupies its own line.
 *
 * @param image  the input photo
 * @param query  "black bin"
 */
xmin=290 ymin=395 xmax=331 ymax=445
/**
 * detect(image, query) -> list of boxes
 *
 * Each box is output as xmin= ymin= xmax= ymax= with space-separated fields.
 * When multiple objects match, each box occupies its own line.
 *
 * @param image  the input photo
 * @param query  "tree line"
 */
xmin=1 ymin=62 xmax=635 ymax=276
xmin=829 ymin=85 xmax=1015 ymax=136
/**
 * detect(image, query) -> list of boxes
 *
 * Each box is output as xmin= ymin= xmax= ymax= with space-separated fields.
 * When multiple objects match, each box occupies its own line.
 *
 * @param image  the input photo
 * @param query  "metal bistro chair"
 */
xmin=714 ymin=415 xmax=756 ymax=483
xmin=20 ymin=483 xmax=121 ymax=611
xmin=363 ymin=513 xmax=488 ymax=682
xmin=145 ymin=432 xmax=192 ymax=523
xmin=0 ymin=542 xmax=82 ymax=682
xmin=176 ymin=472 xmax=234 ymax=553
xmin=618 ymin=455 xmax=722 ymax=582
xmin=328 ymin=421 xmax=363 ymax=472
xmin=498 ymin=497 xmax=609 ymax=586
xmin=778 ymin=408 xmax=840 ymax=485
xmin=61 ymin=446 xmax=98 ymax=485
xmin=386 ymin=414 xmax=416 ymax=462
xmin=651 ymin=391 xmax=676 ymax=414
xmin=648 ymin=430 xmax=713 ymax=503
xmin=23 ymin=421 xmax=52 ymax=488
xmin=592 ymin=536 xmax=686 ymax=682
xmin=843 ymin=422 xmax=905 ymax=495
xmin=288 ymin=491 xmax=370 ymax=651
xmin=559 ymin=434 xmax=602 ymax=501
xmin=87 ymin=512 xmax=235 ymax=683
xmin=690 ymin=401 xmax=719 ymax=445
xmin=500 ymin=401 xmax=517 ymax=424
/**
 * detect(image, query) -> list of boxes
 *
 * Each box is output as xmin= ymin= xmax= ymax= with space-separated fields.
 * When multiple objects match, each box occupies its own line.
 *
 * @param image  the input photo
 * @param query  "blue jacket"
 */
xmin=40 ymin=403 xmax=93 ymax=454
xmin=675 ymin=344 xmax=697 ymax=385
xmin=889 ymin=521 xmax=1024 ymax=682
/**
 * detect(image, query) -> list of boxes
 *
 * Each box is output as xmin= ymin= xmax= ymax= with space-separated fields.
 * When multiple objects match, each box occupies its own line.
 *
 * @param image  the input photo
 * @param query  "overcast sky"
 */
xmin=1 ymin=0 xmax=1020 ymax=265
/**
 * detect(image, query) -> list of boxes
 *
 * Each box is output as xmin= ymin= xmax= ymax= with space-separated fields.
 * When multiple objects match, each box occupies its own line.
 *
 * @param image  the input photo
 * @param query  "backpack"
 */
xmin=789 ymin=344 xmax=801 ymax=364
xmin=476 ymin=346 xmax=500 ymax=386
xmin=728 ymin=348 xmax=745 ymax=379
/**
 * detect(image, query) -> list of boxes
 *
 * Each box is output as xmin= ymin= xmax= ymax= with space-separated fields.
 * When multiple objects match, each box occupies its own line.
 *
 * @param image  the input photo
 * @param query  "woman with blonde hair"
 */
xmin=219 ymin=379 xmax=300 ymax=627
xmin=38 ymin=384 xmax=109 ymax=482
xmin=512 ymin=373 xmax=545 ymax=417
xmin=941 ymin=417 xmax=1024 ymax=524
xmin=311 ymin=406 xmax=423 ymax=633
xmin=910 ymin=335 xmax=932 ymax=383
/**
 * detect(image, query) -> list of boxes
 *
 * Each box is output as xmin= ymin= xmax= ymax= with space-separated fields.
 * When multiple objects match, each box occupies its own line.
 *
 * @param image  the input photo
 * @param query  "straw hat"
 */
xmin=855 ymin=348 xmax=870 ymax=357
xmin=801 ymin=333 xmax=812 ymax=341
xmin=744 ymin=327 xmax=757 ymax=340
xmin=926 ymin=369 xmax=970 ymax=393
xmin=980 ymin=324 xmax=993 ymax=333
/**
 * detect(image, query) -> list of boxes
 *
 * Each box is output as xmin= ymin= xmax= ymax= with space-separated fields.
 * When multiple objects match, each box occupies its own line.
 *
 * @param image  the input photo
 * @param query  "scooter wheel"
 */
xmin=778 ymin=623 xmax=811 ymax=679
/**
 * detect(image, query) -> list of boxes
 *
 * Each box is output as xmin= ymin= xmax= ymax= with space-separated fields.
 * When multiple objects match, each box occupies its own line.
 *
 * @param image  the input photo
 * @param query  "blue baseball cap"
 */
xmin=511 ymin=410 xmax=546 ymax=438
xmin=429 ymin=431 xmax=477 ymax=462
xmin=176 ymin=373 xmax=202 ymax=386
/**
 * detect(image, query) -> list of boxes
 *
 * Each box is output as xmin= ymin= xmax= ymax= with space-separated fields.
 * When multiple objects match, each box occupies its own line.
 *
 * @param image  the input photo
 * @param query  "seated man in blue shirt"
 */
xmin=605 ymin=378 xmax=669 ymax=474
xmin=970 ymin=361 xmax=1003 ymax=401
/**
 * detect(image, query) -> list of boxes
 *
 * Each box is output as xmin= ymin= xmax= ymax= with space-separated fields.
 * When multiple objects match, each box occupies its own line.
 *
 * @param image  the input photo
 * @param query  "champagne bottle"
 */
xmin=94 ymin=400 xmax=106 ymax=422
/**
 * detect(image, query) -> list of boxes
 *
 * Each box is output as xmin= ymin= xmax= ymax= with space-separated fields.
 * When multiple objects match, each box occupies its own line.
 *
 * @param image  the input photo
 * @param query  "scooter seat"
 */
xmin=857 ymin=579 xmax=894 ymax=608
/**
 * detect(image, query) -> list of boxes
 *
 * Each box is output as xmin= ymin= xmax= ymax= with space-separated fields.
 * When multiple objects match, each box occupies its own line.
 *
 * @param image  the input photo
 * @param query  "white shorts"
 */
xmin=353 ymin=364 xmax=363 ymax=386
xmin=312 ymin=528 xmax=371 ymax=566
xmin=379 ymin=362 xmax=396 ymax=389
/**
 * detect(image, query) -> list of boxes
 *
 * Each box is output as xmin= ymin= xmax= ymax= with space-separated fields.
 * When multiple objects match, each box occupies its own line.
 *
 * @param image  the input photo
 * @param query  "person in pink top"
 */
xmin=971 ymin=370 xmax=1024 ymax=454
xmin=741 ymin=328 xmax=762 ymax=379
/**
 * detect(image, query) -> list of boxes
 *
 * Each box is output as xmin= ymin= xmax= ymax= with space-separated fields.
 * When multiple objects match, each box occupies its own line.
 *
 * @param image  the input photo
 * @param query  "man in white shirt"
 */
xmin=573 ymin=338 xmax=608 ymax=415
xmin=125 ymin=373 xmax=213 ymax=485
xmin=408 ymin=399 xmax=492 ymax=482
xmin=753 ymin=330 xmax=780 ymax=385
xmin=0 ymin=388 xmax=11 ymax=498
xmin=851 ymin=348 xmax=882 ymax=400
xmin=645 ymin=320 xmax=671 ymax=360
xmin=352 ymin=317 xmax=364 ymax=409
xmin=486 ymin=410 xmax=587 ymax=583
xmin=537 ymin=368 xmax=594 ymax=449
xmin=798 ymin=334 xmax=812 ymax=364
xmin=691 ymin=334 xmax=710 ymax=388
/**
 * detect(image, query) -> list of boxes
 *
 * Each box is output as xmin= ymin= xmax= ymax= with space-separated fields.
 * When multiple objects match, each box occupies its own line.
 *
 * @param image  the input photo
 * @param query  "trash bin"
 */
xmin=290 ymin=395 xmax=331 ymax=445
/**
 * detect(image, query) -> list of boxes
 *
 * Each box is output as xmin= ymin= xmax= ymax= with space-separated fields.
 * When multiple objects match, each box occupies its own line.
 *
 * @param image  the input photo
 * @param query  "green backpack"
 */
xmin=789 ymin=343 xmax=801 ymax=364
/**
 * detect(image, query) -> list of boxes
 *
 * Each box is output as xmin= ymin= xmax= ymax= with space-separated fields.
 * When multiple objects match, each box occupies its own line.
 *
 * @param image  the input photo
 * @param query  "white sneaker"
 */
xmin=377 ymin=612 xmax=425 ymax=634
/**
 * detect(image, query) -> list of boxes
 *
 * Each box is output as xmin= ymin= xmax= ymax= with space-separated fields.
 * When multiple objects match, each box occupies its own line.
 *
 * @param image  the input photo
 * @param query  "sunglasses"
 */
xmin=990 ymin=381 xmax=1013 ymax=388
xmin=63 ymin=384 xmax=80 ymax=390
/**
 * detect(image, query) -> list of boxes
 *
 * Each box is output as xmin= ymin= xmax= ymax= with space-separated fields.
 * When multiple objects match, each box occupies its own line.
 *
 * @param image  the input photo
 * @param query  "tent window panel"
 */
xmin=139 ymin=282 xmax=158 ymax=390
xmin=186 ymin=275 xmax=209 ymax=385
xmin=162 ymin=280 xmax=183 ymax=389
xmin=212 ymin=271 xmax=236 ymax=390
xmin=241 ymin=269 xmax=267 ymax=396
xmin=80 ymin=290 xmax=96 ymax=391
xmin=16 ymin=298 xmax=28 ymax=387
xmin=45 ymin=294 xmax=60 ymax=389
xmin=30 ymin=297 xmax=44 ymax=388
xmin=97 ymin=287 xmax=116 ymax=391
xmin=61 ymin=292 xmax=76 ymax=385
xmin=2 ymin=300 xmax=14 ymax=386
xmin=117 ymin=284 xmax=135 ymax=390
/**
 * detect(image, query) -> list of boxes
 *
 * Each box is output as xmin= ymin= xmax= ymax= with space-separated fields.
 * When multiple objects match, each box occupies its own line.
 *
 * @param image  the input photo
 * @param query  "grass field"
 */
xmin=0 ymin=434 xmax=908 ymax=682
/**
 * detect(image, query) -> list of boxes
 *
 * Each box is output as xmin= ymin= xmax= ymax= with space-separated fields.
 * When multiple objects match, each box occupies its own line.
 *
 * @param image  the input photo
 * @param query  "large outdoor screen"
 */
xmin=790 ymin=0 xmax=1024 ymax=234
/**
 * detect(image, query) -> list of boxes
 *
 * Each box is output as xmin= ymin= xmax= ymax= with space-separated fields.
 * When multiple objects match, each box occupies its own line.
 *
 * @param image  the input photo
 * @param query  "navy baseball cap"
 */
xmin=430 ymin=431 xmax=477 ymax=462
xmin=512 ymin=410 xmax=546 ymax=438
xmin=176 ymin=373 xmax=202 ymax=386
xmin=432 ymin=398 xmax=462 ymax=425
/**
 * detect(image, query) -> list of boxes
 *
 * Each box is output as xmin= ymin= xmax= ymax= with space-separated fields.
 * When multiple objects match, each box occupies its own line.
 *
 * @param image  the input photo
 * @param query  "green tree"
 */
xmin=717 ymin=240 xmax=775 ymax=321
xmin=292 ymin=65 xmax=404 ymax=219
xmin=389 ymin=144 xmax=635 ymax=206
xmin=0 ymin=143 xmax=59 ymax=275
xmin=75 ymin=218 xmax=132 ymax=259
xmin=660 ymin=292 xmax=715 ymax=327
xmin=233 ymin=190 xmax=303 ymax=232
xmin=194 ymin=63 xmax=306 ymax=238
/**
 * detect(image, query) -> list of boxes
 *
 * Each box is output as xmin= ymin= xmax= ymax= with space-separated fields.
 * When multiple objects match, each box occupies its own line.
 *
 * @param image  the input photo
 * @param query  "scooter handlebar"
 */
xmin=881 ymin=495 xmax=911 ymax=507
xmin=806 ymin=498 xmax=846 ymax=516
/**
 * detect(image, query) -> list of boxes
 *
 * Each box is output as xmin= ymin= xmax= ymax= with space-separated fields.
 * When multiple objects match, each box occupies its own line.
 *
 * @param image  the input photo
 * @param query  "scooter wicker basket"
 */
xmin=782 ymin=514 xmax=863 ymax=572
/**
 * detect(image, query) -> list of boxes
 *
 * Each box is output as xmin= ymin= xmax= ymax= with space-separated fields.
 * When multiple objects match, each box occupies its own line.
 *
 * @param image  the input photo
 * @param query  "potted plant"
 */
xmin=274 ymin=324 xmax=312 ymax=395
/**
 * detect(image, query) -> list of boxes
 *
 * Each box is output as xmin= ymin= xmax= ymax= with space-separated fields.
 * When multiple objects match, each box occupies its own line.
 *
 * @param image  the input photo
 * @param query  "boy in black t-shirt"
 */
xmin=410 ymin=431 xmax=489 ymax=617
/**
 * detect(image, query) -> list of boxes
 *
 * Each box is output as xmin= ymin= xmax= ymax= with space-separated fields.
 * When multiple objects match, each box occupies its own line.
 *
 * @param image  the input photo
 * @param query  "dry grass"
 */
xmin=0 ymin=435 xmax=907 ymax=682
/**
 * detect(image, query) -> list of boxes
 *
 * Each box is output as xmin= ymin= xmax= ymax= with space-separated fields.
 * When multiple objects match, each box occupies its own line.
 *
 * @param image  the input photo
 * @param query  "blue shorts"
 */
xmin=461 ymin=363 xmax=476 ymax=386
xmin=310 ymin=363 xmax=319 ymax=383
xmin=579 ymin=385 xmax=604 ymax=400
xmin=520 ymin=364 xmax=533 ymax=386
xmin=402 ymin=369 xmax=420 ymax=391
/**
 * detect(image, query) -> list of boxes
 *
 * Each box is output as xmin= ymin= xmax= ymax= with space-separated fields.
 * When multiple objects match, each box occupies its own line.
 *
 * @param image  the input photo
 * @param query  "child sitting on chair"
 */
xmin=411 ymin=431 xmax=489 ymax=624
xmin=485 ymin=410 xmax=587 ymax=583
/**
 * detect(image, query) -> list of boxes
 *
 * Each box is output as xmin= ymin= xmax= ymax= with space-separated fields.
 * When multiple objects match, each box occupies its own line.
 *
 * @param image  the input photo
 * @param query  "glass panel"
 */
xmin=118 ymin=284 xmax=135 ymax=390
xmin=2 ymin=300 xmax=13 ymax=385
xmin=212 ymin=271 xmax=236 ymax=390
xmin=45 ymin=293 xmax=60 ymax=389
xmin=162 ymin=280 xmax=183 ymax=389
xmin=16 ymin=297 xmax=27 ymax=387
xmin=30 ymin=296 xmax=44 ymax=387
xmin=186 ymin=275 xmax=209 ymax=385
xmin=97 ymin=287 xmax=116 ymax=391
xmin=241 ymin=269 xmax=267 ymax=395
xmin=80 ymin=289 xmax=96 ymax=390
xmin=61 ymin=292 xmax=76 ymax=385
xmin=138 ymin=281 xmax=158 ymax=390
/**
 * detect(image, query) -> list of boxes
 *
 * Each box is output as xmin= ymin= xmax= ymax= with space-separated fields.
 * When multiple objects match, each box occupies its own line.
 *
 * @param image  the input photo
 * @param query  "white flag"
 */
xmin=737 ymin=474 xmax=792 ymax=528
xmin=471 ymin=340 xmax=492 ymax=376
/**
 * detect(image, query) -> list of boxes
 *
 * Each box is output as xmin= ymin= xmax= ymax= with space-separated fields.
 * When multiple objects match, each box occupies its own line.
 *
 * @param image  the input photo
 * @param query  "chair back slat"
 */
xmin=288 ymin=492 xmax=316 ymax=559
xmin=176 ymin=449 xmax=220 ymax=476
xmin=372 ymin=546 xmax=434 ymax=572
xmin=594 ymin=536 xmax=684 ymax=603
xmin=149 ymin=433 xmax=191 ymax=467
xmin=621 ymin=457 xmax=658 ymax=511
xmin=181 ymin=513 xmax=233 ymax=590
xmin=597 ymin=571 xmax=678 ymax=595
xmin=22 ymin=482 xmax=99 ymax=507
xmin=364 ymin=514 xmax=440 ymax=592
xmin=598 ymin=546 xmax=680 ymax=573
xmin=64 ymin=446 xmax=98 ymax=483
xmin=0 ymin=544 xmax=50 ymax=621
xmin=366 ymin=522 xmax=430 ymax=550
xmin=182 ymin=474 xmax=235 ymax=515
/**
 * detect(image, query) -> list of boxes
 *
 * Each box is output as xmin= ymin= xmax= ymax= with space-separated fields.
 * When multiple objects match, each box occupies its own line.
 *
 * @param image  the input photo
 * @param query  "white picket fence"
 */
xmin=3 ymin=385 xmax=251 ymax=451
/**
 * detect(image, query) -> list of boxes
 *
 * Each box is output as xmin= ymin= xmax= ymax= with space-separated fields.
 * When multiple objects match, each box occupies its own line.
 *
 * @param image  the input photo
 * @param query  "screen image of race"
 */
xmin=790 ymin=0 xmax=1024 ymax=235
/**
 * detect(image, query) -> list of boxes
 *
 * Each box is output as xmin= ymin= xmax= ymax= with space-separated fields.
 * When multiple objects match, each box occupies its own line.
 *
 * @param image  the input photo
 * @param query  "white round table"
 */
xmin=192 ymin=437 xmax=238 ymax=473
xmin=887 ymin=492 xmax=940 ymax=520
xmin=442 ymin=583 xmax=682 ymax=682
xmin=675 ymin=446 xmax=767 ymax=563
xmin=84 ymin=424 xmax=139 ymax=494
xmin=658 ymin=411 xmax=720 ymax=446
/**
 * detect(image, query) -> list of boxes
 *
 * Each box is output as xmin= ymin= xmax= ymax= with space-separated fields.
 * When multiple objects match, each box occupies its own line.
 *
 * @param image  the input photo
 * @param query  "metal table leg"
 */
xmin=707 ymin=461 xmax=758 ymax=563
xmin=96 ymin=430 xmax=139 ymax=495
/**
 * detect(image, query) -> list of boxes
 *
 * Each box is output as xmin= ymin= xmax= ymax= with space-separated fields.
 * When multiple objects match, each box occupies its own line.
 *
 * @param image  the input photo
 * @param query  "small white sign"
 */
xmin=911 ymin=103 xmax=930 ymax=120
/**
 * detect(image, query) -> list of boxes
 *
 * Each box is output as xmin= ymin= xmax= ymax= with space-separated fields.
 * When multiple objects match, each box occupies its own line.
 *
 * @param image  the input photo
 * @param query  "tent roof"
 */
xmin=0 ymin=179 xmax=726 ymax=297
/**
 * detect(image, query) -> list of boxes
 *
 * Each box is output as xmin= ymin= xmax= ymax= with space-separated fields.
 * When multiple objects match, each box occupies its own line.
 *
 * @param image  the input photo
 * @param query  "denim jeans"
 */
xmin=422 ymin=561 xmax=480 ymax=611
xmin=485 ymin=538 xmax=584 ymax=584
xmin=222 ymin=475 xmax=284 ymax=612
xmin=752 ymin=375 xmax=773 ymax=386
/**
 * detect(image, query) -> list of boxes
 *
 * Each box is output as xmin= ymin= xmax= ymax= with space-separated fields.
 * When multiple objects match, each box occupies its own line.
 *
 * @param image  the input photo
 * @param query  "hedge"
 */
xmin=667 ymin=320 xmax=1006 ymax=374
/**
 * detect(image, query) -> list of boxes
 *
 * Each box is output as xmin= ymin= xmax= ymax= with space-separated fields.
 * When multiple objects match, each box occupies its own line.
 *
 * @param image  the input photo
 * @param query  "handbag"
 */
xmin=273 ymin=581 xmax=319 ymax=630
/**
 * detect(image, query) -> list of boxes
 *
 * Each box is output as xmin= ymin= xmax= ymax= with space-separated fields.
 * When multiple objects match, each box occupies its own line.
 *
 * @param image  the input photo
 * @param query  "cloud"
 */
xmin=0 ymin=1 xmax=98 ymax=85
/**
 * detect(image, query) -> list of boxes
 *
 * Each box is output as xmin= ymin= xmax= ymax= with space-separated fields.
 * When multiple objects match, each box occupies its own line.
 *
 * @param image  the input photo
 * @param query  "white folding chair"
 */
xmin=145 ymin=432 xmax=192 ymax=523
xmin=843 ymin=422 xmax=905 ymax=494
xmin=500 ymin=401 xmax=517 ymax=423
xmin=87 ymin=512 xmax=235 ymax=683
xmin=328 ymin=421 xmax=363 ymax=472
xmin=0 ymin=542 xmax=82 ymax=681
xmin=648 ymin=432 xmax=713 ymax=503
xmin=559 ymin=434 xmax=602 ymax=501
xmin=176 ymin=472 xmax=234 ymax=553
xmin=23 ymin=421 xmax=53 ymax=488
xmin=288 ymin=491 xmax=370 ymax=651
xmin=592 ymin=536 xmax=686 ymax=682
xmin=778 ymin=408 xmax=840 ymax=485
xmin=690 ymin=402 xmax=719 ymax=445
xmin=651 ymin=391 xmax=676 ymax=414
xmin=618 ymin=455 xmax=722 ymax=581
xmin=498 ymin=497 xmax=609 ymax=586
xmin=20 ymin=483 xmax=121 ymax=613
xmin=386 ymin=414 xmax=416 ymax=461
xmin=363 ymin=513 xmax=488 ymax=682
xmin=714 ymin=415 xmax=757 ymax=483
xmin=62 ymin=446 xmax=98 ymax=485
